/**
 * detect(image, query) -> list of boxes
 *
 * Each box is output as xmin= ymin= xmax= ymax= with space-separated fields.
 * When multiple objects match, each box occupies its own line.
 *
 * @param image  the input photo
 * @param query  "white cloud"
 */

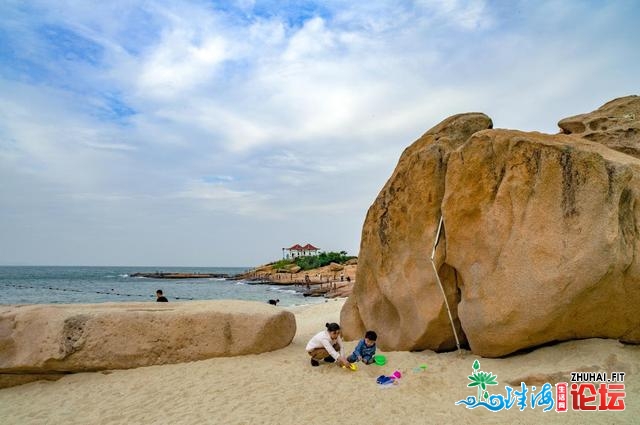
xmin=84 ymin=141 xmax=137 ymax=151
xmin=177 ymin=180 xmax=275 ymax=217
xmin=68 ymin=192 xmax=133 ymax=202
xmin=283 ymin=17 xmax=335 ymax=61
xmin=413 ymin=0 xmax=493 ymax=30
xmin=137 ymin=30 xmax=229 ymax=98
xmin=248 ymin=18 xmax=285 ymax=46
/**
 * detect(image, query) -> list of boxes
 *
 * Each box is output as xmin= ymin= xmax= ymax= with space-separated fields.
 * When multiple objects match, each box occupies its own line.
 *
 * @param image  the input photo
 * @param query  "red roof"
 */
xmin=302 ymin=244 xmax=319 ymax=250
xmin=288 ymin=244 xmax=304 ymax=250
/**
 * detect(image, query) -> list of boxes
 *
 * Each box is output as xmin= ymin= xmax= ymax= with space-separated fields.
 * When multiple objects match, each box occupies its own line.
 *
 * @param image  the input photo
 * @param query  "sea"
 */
xmin=0 ymin=266 xmax=325 ymax=307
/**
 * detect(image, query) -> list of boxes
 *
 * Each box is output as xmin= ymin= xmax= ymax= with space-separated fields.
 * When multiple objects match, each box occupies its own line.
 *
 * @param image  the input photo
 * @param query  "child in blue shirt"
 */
xmin=347 ymin=330 xmax=377 ymax=364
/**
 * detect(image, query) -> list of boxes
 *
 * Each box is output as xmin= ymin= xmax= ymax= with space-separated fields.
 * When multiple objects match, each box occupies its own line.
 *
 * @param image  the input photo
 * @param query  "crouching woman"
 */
xmin=305 ymin=322 xmax=350 ymax=367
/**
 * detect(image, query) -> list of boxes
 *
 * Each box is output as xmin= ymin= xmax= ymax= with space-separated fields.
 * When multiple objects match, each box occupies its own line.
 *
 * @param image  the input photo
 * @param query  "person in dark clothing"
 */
xmin=156 ymin=289 xmax=168 ymax=302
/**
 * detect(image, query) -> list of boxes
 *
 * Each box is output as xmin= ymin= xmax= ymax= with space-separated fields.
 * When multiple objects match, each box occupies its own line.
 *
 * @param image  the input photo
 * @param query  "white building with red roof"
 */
xmin=283 ymin=243 xmax=320 ymax=258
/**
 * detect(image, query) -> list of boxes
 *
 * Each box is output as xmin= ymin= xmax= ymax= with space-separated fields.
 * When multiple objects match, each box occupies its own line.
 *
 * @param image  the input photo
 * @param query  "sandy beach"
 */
xmin=0 ymin=298 xmax=637 ymax=425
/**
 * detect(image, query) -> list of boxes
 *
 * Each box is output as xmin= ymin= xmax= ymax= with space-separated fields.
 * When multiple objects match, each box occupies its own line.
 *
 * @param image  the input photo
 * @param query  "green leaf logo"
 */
xmin=466 ymin=360 xmax=499 ymax=402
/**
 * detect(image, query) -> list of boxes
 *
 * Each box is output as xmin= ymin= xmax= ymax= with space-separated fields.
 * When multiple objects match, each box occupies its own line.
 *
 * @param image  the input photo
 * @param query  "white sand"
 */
xmin=0 ymin=298 xmax=638 ymax=424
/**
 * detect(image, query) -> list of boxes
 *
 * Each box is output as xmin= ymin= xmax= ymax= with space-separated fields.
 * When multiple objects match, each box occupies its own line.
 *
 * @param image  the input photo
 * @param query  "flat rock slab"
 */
xmin=0 ymin=301 xmax=295 ymax=388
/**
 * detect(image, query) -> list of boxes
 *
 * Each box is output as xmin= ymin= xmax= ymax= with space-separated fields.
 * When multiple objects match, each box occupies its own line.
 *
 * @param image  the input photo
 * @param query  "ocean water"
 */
xmin=0 ymin=266 xmax=324 ymax=307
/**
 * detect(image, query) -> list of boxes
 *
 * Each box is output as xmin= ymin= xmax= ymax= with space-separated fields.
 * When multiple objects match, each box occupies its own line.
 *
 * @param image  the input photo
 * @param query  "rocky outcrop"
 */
xmin=236 ymin=262 xmax=357 ymax=287
xmin=329 ymin=262 xmax=344 ymax=272
xmin=559 ymin=95 xmax=640 ymax=159
xmin=342 ymin=96 xmax=640 ymax=357
xmin=341 ymin=113 xmax=493 ymax=351
xmin=324 ymin=281 xmax=354 ymax=298
xmin=0 ymin=300 xmax=296 ymax=388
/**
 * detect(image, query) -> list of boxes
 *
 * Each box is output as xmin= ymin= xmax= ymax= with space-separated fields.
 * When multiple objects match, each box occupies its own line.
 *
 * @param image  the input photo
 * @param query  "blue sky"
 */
xmin=1 ymin=0 xmax=639 ymax=266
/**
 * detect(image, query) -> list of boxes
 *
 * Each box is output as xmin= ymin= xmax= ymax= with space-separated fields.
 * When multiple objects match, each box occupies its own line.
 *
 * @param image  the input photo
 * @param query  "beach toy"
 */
xmin=391 ymin=370 xmax=402 ymax=379
xmin=412 ymin=364 xmax=428 ymax=373
xmin=376 ymin=375 xmax=394 ymax=385
xmin=342 ymin=363 xmax=358 ymax=371
xmin=373 ymin=355 xmax=387 ymax=365
xmin=376 ymin=374 xmax=400 ymax=387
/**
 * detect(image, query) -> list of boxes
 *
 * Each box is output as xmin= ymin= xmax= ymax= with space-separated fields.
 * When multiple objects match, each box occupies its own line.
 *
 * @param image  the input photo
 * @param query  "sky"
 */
xmin=0 ymin=0 xmax=639 ymax=267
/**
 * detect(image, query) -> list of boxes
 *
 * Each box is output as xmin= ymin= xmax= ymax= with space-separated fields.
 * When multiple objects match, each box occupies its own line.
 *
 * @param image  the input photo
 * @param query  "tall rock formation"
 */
xmin=342 ymin=96 xmax=640 ymax=357
xmin=341 ymin=113 xmax=493 ymax=351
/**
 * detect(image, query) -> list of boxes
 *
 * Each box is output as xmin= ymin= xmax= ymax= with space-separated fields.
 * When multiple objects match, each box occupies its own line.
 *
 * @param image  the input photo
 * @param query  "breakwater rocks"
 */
xmin=131 ymin=272 xmax=229 ymax=279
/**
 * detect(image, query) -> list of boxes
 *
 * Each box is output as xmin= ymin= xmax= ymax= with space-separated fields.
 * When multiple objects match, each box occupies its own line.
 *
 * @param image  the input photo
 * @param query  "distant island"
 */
xmin=130 ymin=272 xmax=230 ymax=279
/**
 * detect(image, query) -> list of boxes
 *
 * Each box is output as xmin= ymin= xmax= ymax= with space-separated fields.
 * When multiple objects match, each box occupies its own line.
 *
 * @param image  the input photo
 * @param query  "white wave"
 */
xmin=276 ymin=289 xmax=298 ymax=294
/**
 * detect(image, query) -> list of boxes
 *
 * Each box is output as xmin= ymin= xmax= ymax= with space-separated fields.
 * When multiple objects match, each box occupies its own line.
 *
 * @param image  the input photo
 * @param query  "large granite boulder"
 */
xmin=444 ymin=129 xmax=640 ymax=356
xmin=341 ymin=113 xmax=494 ymax=350
xmin=0 ymin=300 xmax=295 ymax=388
xmin=342 ymin=96 xmax=640 ymax=357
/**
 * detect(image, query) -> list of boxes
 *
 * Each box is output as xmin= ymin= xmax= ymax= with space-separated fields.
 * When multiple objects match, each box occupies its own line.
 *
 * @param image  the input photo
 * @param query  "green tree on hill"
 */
xmin=294 ymin=251 xmax=355 ymax=271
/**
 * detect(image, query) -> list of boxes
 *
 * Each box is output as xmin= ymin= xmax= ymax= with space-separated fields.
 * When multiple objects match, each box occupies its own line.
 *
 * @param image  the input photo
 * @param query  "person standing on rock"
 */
xmin=305 ymin=322 xmax=350 ymax=367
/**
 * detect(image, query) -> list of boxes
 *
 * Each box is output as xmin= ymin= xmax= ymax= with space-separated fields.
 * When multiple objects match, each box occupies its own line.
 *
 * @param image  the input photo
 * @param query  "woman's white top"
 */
xmin=305 ymin=330 xmax=345 ymax=359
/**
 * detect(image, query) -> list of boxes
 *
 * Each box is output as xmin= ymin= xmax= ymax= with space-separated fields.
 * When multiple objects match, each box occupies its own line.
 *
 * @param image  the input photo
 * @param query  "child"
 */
xmin=347 ymin=330 xmax=377 ymax=364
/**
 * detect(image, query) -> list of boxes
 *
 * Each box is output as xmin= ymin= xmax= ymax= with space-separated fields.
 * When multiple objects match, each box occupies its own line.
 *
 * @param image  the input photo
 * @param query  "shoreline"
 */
xmin=0 ymin=298 xmax=637 ymax=424
xmin=0 ymin=265 xmax=320 ymax=306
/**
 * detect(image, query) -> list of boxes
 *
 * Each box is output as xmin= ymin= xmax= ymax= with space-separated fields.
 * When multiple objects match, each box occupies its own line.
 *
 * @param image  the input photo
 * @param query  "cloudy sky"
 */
xmin=0 ymin=0 xmax=638 ymax=267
